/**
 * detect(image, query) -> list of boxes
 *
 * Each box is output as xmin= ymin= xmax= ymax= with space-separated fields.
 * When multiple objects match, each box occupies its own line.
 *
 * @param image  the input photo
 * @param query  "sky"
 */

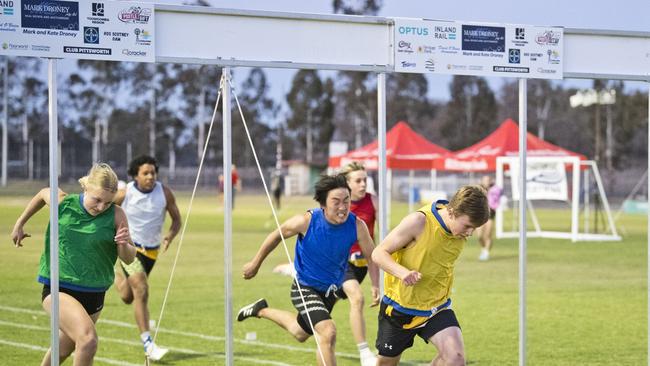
xmin=145 ymin=0 xmax=649 ymax=122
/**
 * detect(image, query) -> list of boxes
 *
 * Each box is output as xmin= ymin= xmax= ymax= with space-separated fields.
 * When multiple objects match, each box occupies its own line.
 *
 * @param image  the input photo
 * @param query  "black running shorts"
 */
xmin=42 ymin=285 xmax=106 ymax=315
xmin=290 ymin=281 xmax=339 ymax=335
xmin=375 ymin=301 xmax=460 ymax=357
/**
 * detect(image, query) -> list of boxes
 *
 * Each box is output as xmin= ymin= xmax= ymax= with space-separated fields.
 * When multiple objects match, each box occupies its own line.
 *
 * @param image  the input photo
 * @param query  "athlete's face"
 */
xmin=83 ymin=186 xmax=115 ymax=216
xmin=346 ymin=170 xmax=367 ymax=200
xmin=134 ymin=163 xmax=157 ymax=191
xmin=447 ymin=213 xmax=476 ymax=239
xmin=322 ymin=188 xmax=351 ymax=225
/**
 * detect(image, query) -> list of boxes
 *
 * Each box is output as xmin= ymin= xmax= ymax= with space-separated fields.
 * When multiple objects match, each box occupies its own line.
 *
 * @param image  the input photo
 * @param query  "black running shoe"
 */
xmin=237 ymin=298 xmax=268 ymax=321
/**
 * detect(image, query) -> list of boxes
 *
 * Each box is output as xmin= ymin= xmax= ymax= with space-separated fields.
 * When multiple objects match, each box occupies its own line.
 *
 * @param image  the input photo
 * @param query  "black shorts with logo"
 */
xmin=375 ymin=301 xmax=460 ymax=357
xmin=334 ymin=262 xmax=368 ymax=299
xmin=291 ymin=281 xmax=339 ymax=335
xmin=42 ymin=285 xmax=106 ymax=315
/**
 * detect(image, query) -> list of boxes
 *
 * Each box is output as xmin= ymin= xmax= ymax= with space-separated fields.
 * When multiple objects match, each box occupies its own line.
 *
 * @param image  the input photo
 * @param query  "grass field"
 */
xmin=0 ymin=187 xmax=647 ymax=365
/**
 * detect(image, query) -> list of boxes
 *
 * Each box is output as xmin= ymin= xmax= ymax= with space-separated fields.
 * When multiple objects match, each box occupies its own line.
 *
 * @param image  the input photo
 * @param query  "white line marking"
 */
xmin=0 ymin=338 xmax=142 ymax=366
xmin=0 ymin=318 xmax=294 ymax=366
xmin=0 ymin=304 xmax=358 ymax=358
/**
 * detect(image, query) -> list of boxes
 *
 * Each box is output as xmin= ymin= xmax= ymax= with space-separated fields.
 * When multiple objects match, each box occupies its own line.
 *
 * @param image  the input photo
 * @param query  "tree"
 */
xmin=440 ymin=75 xmax=497 ymax=150
xmin=332 ymin=0 xmax=382 ymax=15
xmin=285 ymin=70 xmax=335 ymax=165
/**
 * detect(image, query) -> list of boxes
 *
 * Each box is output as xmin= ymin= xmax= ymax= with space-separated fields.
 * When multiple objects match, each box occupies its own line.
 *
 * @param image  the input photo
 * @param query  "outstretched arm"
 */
xmin=242 ymin=212 xmax=311 ymax=280
xmin=11 ymin=188 xmax=66 ymax=247
xmin=356 ymin=219 xmax=380 ymax=306
xmin=114 ymin=206 xmax=136 ymax=264
xmin=162 ymin=185 xmax=182 ymax=253
xmin=371 ymin=212 xmax=425 ymax=286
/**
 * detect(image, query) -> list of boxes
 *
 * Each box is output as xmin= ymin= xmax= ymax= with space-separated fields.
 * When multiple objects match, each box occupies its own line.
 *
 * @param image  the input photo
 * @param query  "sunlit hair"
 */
xmin=340 ymin=161 xmax=366 ymax=178
xmin=78 ymin=163 xmax=119 ymax=193
xmin=313 ymin=174 xmax=350 ymax=206
xmin=448 ymin=184 xmax=490 ymax=227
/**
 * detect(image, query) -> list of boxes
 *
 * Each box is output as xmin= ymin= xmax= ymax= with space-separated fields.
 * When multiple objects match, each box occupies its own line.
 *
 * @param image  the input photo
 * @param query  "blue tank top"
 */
xmin=294 ymin=208 xmax=357 ymax=292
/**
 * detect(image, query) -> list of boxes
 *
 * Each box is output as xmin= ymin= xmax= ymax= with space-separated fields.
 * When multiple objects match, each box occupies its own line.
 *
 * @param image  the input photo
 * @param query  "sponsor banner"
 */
xmin=510 ymin=161 xmax=568 ymax=201
xmin=394 ymin=18 xmax=562 ymax=79
xmin=0 ymin=0 xmax=154 ymax=62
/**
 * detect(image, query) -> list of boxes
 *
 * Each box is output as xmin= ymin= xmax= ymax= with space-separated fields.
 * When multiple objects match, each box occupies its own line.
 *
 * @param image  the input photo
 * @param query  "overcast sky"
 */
xmin=144 ymin=0 xmax=648 ymax=122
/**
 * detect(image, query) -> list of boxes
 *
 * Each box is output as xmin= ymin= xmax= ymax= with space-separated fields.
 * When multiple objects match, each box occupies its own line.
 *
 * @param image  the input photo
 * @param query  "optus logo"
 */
xmin=398 ymin=26 xmax=428 ymax=36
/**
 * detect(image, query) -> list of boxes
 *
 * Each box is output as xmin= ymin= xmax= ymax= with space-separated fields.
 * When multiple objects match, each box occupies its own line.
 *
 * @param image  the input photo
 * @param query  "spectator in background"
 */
xmin=271 ymin=169 xmax=284 ymax=210
xmin=476 ymin=175 xmax=502 ymax=261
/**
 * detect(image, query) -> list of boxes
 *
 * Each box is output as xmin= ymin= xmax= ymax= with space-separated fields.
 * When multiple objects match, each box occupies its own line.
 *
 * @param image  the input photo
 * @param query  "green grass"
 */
xmin=0 ymin=189 xmax=647 ymax=365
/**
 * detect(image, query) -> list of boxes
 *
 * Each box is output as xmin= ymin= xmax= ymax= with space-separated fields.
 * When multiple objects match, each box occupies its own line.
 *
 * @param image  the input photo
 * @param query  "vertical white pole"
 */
xmin=647 ymin=85 xmax=649 ymax=366
xmin=222 ymin=68 xmax=233 ymax=366
xmin=518 ymin=78 xmax=527 ymax=366
xmin=377 ymin=72 xmax=386 ymax=296
xmin=571 ymin=159 xmax=580 ymax=242
xmin=584 ymin=169 xmax=590 ymax=233
xmin=646 ymin=84 xmax=650 ymax=366
xmin=408 ymin=169 xmax=414 ymax=212
xmin=430 ymin=169 xmax=437 ymax=190
xmin=495 ymin=158 xmax=504 ymax=238
xmin=48 ymin=58 xmax=60 ymax=366
xmin=1 ymin=57 xmax=7 ymax=187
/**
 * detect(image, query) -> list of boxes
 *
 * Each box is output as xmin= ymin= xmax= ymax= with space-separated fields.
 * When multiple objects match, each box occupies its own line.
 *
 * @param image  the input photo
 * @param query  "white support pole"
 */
xmin=222 ymin=68 xmax=233 ymax=366
xmin=47 ymin=58 xmax=60 ymax=366
xmin=377 ymin=72 xmax=386 ymax=296
xmin=647 ymin=84 xmax=649 ymax=366
xmin=2 ymin=57 xmax=7 ymax=187
xmin=589 ymin=161 xmax=619 ymax=237
xmin=518 ymin=78 xmax=527 ymax=366
xmin=430 ymin=169 xmax=437 ymax=190
xmin=571 ymin=159 xmax=580 ymax=242
xmin=583 ymin=168 xmax=590 ymax=233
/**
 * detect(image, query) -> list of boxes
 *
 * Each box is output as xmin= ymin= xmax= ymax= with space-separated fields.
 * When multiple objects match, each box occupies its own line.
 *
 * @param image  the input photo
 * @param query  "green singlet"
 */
xmin=38 ymin=194 xmax=117 ymax=292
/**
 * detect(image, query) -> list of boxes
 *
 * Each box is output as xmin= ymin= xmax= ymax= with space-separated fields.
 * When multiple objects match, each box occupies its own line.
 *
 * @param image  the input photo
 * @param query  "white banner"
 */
xmin=0 ymin=0 xmax=154 ymax=62
xmin=394 ymin=18 xmax=563 ymax=79
xmin=511 ymin=161 xmax=568 ymax=201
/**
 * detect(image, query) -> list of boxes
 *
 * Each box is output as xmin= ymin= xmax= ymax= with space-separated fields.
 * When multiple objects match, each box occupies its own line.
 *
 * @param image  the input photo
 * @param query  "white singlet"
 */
xmin=123 ymin=181 xmax=167 ymax=248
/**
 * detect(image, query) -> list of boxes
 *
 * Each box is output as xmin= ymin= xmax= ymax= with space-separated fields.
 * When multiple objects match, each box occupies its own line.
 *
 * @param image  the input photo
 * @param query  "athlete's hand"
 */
xmin=114 ymin=227 xmax=131 ymax=246
xmin=11 ymin=226 xmax=30 ymax=247
xmin=161 ymin=237 xmax=172 ymax=253
xmin=401 ymin=270 xmax=422 ymax=286
xmin=242 ymin=261 xmax=260 ymax=280
xmin=369 ymin=286 xmax=380 ymax=307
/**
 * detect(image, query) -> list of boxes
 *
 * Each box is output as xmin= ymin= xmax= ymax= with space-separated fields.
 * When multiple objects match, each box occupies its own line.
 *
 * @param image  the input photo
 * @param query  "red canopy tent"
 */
xmin=436 ymin=118 xmax=586 ymax=172
xmin=329 ymin=121 xmax=449 ymax=170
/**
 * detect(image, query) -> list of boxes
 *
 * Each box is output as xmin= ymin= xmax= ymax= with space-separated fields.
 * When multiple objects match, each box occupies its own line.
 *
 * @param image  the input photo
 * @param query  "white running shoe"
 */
xmin=144 ymin=337 xmax=169 ymax=361
xmin=360 ymin=353 xmax=377 ymax=366
xmin=478 ymin=249 xmax=490 ymax=261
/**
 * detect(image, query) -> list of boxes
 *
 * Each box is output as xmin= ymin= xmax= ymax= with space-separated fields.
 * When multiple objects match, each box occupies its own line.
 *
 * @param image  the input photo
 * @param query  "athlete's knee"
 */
xmin=317 ymin=322 xmax=337 ymax=347
xmin=76 ymin=329 xmax=98 ymax=356
xmin=131 ymin=279 xmax=149 ymax=300
xmin=440 ymin=349 xmax=465 ymax=366
xmin=348 ymin=290 xmax=365 ymax=309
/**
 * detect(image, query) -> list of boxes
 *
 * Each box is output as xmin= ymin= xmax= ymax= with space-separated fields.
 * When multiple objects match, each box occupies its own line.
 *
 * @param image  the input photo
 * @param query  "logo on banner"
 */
xmin=508 ymin=48 xmax=520 ymax=63
xmin=397 ymin=26 xmax=428 ymax=36
xmin=515 ymin=27 xmax=525 ymax=40
xmin=401 ymin=61 xmax=416 ymax=68
xmin=397 ymin=40 xmax=413 ymax=54
xmin=2 ymin=42 xmax=27 ymax=50
xmin=122 ymin=48 xmax=146 ymax=57
xmin=0 ymin=0 xmax=14 ymax=15
xmin=21 ymin=0 xmax=79 ymax=30
xmin=462 ymin=25 xmax=505 ymax=52
xmin=64 ymin=46 xmax=111 ymax=55
xmin=84 ymin=26 xmax=99 ymax=44
xmin=433 ymin=25 xmax=456 ymax=40
xmin=0 ymin=21 xmax=18 ymax=32
xmin=493 ymin=65 xmax=529 ymax=73
xmin=92 ymin=2 xmax=103 ymax=16
xmin=547 ymin=49 xmax=560 ymax=64
xmin=134 ymin=28 xmax=151 ymax=45
xmin=425 ymin=58 xmax=435 ymax=71
xmin=535 ymin=30 xmax=560 ymax=45
xmin=118 ymin=6 xmax=151 ymax=24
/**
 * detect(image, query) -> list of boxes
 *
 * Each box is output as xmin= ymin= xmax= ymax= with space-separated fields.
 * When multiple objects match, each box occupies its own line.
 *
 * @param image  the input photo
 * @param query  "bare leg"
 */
xmin=342 ymin=279 xmax=366 ymax=344
xmin=313 ymin=320 xmax=337 ymax=366
xmin=429 ymin=326 xmax=465 ymax=366
xmin=257 ymin=307 xmax=310 ymax=342
xmin=127 ymin=272 xmax=150 ymax=333
xmin=114 ymin=267 xmax=134 ymax=304
xmin=377 ymin=354 xmax=401 ymax=366
xmin=41 ymin=293 xmax=101 ymax=366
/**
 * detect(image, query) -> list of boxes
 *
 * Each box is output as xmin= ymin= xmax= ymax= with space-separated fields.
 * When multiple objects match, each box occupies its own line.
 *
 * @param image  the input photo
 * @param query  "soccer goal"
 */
xmin=495 ymin=156 xmax=620 ymax=242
